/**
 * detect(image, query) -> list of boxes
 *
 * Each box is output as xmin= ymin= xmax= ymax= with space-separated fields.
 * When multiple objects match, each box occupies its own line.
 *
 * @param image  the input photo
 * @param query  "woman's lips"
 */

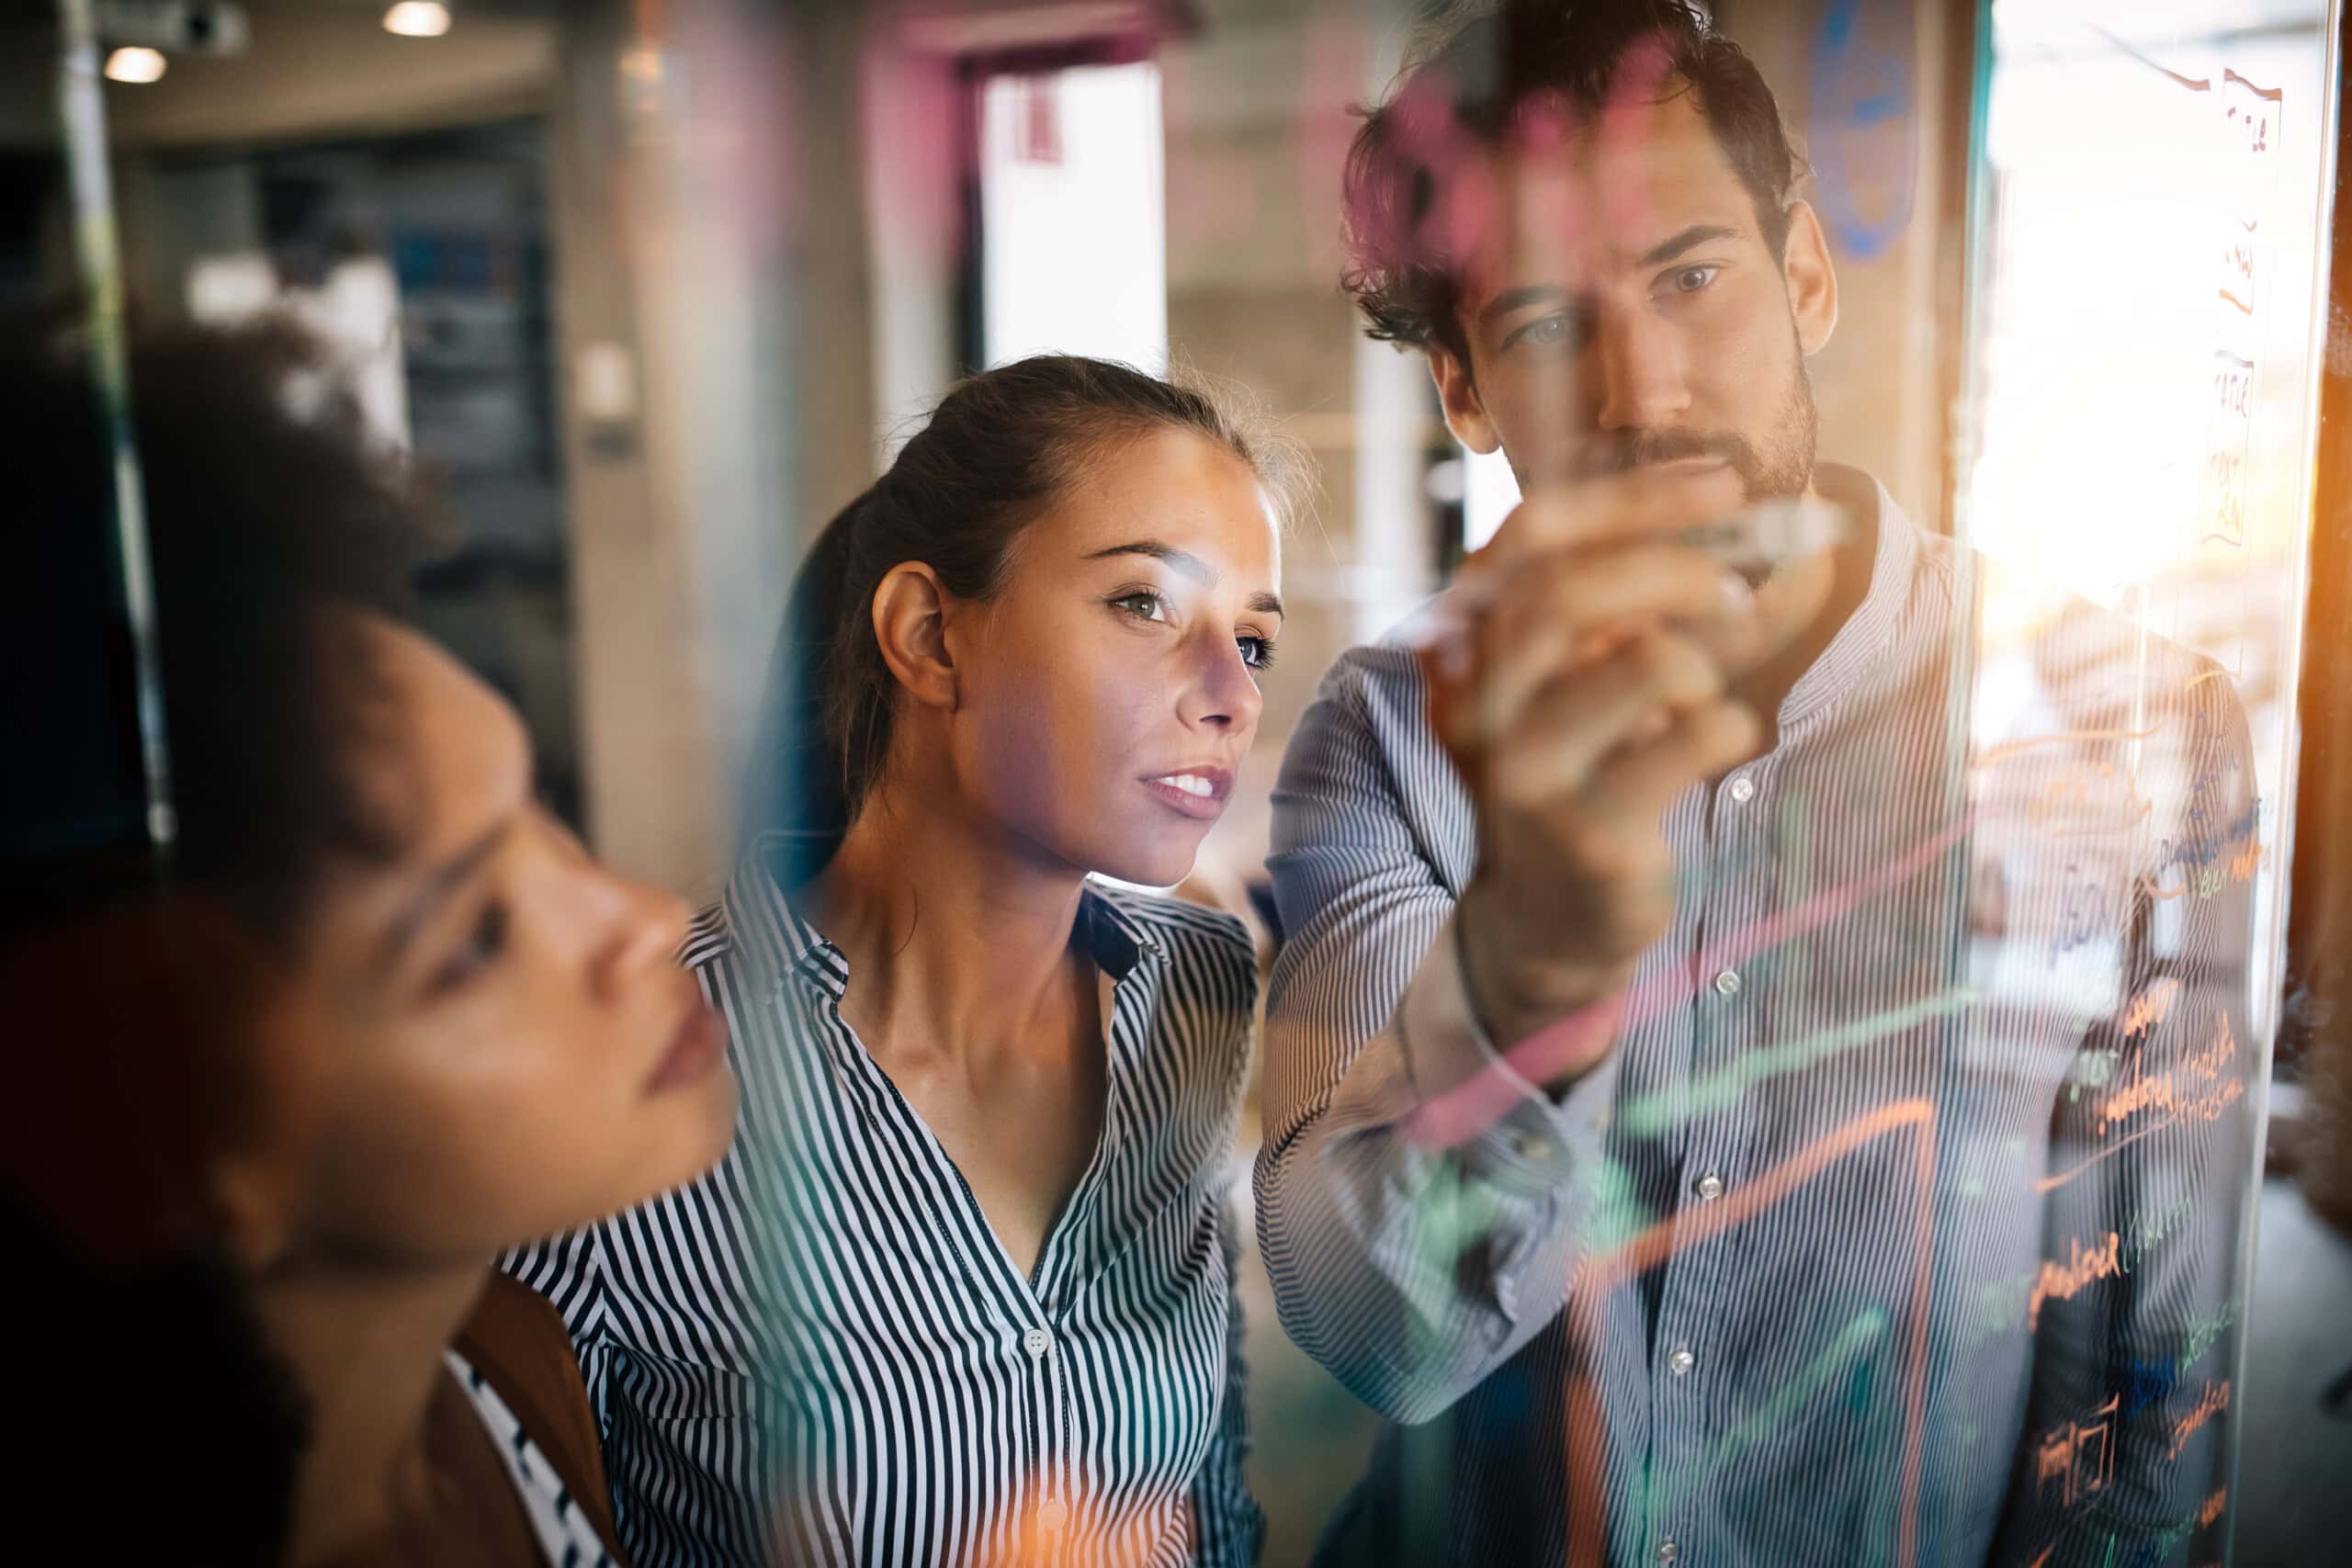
xmin=1140 ymin=766 xmax=1233 ymax=821
xmin=645 ymin=1001 xmax=727 ymax=1095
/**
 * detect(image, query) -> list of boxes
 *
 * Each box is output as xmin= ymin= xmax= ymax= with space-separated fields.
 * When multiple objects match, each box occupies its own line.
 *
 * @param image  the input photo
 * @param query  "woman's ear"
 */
xmin=209 ymin=1154 xmax=296 ymax=1273
xmin=870 ymin=561 xmax=961 ymax=713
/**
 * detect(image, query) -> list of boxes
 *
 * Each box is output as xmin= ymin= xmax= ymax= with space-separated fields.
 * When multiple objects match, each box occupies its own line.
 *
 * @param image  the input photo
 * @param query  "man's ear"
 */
xmin=1781 ymin=199 xmax=1839 ymax=357
xmin=870 ymin=561 xmax=961 ymax=714
xmin=1430 ymin=344 xmax=1503 ymax=454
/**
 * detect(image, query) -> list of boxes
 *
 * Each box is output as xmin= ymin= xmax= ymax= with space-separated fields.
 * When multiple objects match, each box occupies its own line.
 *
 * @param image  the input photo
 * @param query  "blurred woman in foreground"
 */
xmin=2 ymin=322 xmax=737 ymax=1565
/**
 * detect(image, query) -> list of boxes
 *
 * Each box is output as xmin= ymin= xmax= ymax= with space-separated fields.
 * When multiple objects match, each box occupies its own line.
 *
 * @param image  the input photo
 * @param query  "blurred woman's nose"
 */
xmin=591 ymin=871 xmax=692 ymax=1005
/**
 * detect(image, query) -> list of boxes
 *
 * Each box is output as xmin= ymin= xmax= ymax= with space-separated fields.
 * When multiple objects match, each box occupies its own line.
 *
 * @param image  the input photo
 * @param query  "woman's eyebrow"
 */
xmin=380 ymin=815 xmax=514 ymax=966
xmin=1084 ymin=539 xmax=1212 ymax=581
xmin=1085 ymin=540 xmax=1283 ymax=615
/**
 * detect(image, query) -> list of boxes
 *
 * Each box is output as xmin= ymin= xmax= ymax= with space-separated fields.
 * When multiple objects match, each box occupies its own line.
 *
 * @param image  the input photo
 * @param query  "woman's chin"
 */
xmin=639 ymin=1066 xmax=741 ymax=1203
xmin=1090 ymin=845 xmax=1201 ymax=894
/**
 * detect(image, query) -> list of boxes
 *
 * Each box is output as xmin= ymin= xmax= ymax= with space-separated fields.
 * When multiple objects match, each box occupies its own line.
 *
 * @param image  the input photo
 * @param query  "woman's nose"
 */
xmin=592 ymin=872 xmax=692 ymax=1003
xmin=1182 ymin=635 xmax=1263 ymax=733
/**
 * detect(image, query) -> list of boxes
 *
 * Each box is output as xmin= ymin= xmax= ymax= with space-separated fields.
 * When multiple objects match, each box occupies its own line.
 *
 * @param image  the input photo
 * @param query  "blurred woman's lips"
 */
xmin=1140 ymin=765 xmax=1233 ymax=821
xmin=645 ymin=1001 xmax=727 ymax=1095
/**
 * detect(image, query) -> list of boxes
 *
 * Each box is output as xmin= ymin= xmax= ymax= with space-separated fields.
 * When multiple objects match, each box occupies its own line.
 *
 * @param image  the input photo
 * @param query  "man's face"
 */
xmin=1434 ymin=87 xmax=1837 ymax=501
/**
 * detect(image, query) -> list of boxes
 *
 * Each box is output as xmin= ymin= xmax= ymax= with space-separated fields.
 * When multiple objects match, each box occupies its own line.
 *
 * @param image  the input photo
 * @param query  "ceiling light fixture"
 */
xmin=103 ymin=46 xmax=168 ymax=83
xmin=382 ymin=2 xmax=451 ymax=39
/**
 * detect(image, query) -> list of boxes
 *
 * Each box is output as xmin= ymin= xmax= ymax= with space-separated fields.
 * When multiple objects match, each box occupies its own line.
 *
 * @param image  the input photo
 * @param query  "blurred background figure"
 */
xmin=1 ymin=319 xmax=737 ymax=1564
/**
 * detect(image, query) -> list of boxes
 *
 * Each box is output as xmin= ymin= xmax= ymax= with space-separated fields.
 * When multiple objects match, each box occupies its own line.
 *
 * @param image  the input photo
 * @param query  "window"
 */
xmin=978 ymin=61 xmax=1167 ymax=371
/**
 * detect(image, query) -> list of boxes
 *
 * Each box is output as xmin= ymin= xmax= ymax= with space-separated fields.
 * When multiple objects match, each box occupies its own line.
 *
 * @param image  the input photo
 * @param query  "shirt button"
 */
xmin=1668 ymin=1348 xmax=1696 ymax=1376
xmin=1712 ymin=968 xmax=1742 ymax=998
xmin=1694 ymin=1171 xmax=1725 ymax=1202
xmin=1038 ymin=1497 xmax=1069 ymax=1529
xmin=1727 ymin=774 xmax=1756 ymax=804
xmin=1512 ymin=1130 xmax=1554 ymax=1162
xmin=1022 ymin=1327 xmax=1052 ymax=1359
xmin=1657 ymin=1540 xmax=1680 ymax=1563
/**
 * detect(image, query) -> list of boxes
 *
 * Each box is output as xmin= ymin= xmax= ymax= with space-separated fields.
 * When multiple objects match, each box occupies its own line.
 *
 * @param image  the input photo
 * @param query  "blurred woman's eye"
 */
xmin=1238 ymin=635 xmax=1278 ymax=671
xmin=429 ymin=900 xmax=509 ymax=995
xmin=1109 ymin=589 xmax=1172 ymax=624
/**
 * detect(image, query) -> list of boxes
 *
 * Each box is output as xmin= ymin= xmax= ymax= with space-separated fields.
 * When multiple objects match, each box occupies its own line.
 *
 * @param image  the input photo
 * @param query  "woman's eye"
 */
xmin=1666 ymin=265 xmax=1720 ymax=295
xmin=1238 ymin=636 xmax=1277 ymax=671
xmin=429 ymin=900 xmax=508 ymax=995
xmin=1111 ymin=590 xmax=1171 ymax=624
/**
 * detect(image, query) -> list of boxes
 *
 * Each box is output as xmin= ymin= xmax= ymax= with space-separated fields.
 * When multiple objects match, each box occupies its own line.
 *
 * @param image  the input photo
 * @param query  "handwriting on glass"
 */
xmin=2033 ymin=1393 xmax=2118 ymax=1512
xmin=2028 ymin=1231 xmax=2122 ymax=1328
xmin=2168 ymin=1379 xmax=2232 ymax=1459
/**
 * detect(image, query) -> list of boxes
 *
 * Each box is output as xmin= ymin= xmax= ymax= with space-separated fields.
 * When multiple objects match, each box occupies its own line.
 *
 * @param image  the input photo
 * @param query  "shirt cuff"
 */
xmin=1396 ymin=913 xmax=1615 ymax=1199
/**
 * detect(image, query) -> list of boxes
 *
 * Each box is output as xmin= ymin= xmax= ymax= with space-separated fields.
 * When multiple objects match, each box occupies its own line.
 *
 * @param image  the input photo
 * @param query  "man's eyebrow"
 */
xmin=381 ymin=816 xmax=514 ymax=967
xmin=1084 ymin=540 xmax=1213 ymax=583
xmin=1635 ymin=223 xmax=1740 ymax=268
xmin=1478 ymin=284 xmax=1566 ymax=324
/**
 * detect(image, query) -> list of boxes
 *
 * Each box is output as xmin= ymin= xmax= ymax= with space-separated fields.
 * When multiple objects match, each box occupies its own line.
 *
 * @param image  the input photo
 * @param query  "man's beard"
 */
xmin=1585 ymin=358 xmax=1817 ymax=502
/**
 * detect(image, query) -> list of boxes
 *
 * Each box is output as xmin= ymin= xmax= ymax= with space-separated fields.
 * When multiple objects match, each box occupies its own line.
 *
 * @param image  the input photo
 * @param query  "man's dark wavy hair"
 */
xmin=1341 ymin=0 xmax=1806 ymax=364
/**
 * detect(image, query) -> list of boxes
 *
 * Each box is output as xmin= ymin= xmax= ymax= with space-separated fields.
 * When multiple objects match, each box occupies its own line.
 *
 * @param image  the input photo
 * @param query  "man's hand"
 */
xmin=1419 ymin=467 xmax=1762 ymax=1082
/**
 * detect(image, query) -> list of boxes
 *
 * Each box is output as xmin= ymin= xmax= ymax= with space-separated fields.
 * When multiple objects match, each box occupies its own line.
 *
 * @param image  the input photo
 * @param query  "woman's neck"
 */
xmin=256 ymin=1256 xmax=491 ymax=1566
xmin=809 ymin=778 xmax=1093 ymax=1059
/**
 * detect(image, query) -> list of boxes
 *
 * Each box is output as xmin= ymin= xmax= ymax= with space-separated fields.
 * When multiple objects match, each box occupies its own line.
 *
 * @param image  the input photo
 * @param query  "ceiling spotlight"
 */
xmin=382 ymin=2 xmax=451 ymax=39
xmin=103 ymin=46 xmax=168 ymax=84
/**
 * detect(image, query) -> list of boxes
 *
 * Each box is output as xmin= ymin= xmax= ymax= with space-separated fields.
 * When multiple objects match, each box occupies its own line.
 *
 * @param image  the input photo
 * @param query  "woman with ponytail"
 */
xmin=509 ymin=355 xmax=1296 ymax=1566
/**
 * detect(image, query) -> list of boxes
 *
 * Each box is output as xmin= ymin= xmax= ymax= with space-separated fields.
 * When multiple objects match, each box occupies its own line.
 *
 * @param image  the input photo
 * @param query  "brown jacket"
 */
xmin=452 ymin=1274 xmax=629 ymax=1565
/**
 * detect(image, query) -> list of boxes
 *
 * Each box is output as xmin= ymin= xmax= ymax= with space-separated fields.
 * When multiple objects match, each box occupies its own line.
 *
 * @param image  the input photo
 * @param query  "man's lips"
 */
xmin=1140 ymin=765 xmax=1234 ymax=820
xmin=645 ymin=1000 xmax=727 ymax=1095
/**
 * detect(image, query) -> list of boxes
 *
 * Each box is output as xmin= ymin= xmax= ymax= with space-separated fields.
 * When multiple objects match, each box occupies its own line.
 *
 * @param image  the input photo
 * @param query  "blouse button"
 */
xmin=1038 ymin=1497 xmax=1069 ymax=1529
xmin=1022 ymin=1327 xmax=1052 ymax=1359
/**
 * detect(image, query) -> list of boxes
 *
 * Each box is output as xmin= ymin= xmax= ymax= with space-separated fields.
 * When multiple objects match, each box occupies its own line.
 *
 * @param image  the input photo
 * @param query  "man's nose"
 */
xmin=1589 ymin=304 xmax=1691 ymax=433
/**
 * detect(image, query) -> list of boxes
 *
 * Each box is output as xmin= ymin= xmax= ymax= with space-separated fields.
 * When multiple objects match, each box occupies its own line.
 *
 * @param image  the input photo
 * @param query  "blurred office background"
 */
xmin=5 ymin=1 xmax=2347 ymax=1562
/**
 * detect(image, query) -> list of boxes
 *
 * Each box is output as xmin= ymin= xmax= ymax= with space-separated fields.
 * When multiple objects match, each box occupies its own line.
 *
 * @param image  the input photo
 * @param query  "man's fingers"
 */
xmin=1579 ymin=699 xmax=1763 ymax=823
xmin=1481 ymin=543 xmax=1736 ymax=660
xmin=1468 ymin=465 xmax=1745 ymax=578
xmin=1476 ymin=632 xmax=1726 ymax=801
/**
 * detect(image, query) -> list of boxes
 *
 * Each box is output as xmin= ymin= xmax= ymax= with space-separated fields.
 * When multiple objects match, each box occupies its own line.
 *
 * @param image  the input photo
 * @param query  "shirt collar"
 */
xmin=724 ymin=837 xmax=1162 ymax=1002
xmin=1777 ymin=462 xmax=1923 ymax=732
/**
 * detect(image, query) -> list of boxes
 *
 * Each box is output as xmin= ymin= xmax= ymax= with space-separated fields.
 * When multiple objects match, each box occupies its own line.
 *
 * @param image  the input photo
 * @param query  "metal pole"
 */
xmin=56 ymin=0 xmax=176 ymax=860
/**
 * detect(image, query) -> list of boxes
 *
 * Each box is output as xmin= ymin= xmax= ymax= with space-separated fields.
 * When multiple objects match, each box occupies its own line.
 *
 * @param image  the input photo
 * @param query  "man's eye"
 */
xmin=1667 ymin=265 xmax=1720 ymax=294
xmin=1507 ymin=315 xmax=1571 ymax=351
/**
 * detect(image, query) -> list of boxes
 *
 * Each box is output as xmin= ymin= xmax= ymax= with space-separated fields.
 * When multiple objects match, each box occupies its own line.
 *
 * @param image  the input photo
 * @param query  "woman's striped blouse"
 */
xmin=507 ymin=852 xmax=1266 ymax=1567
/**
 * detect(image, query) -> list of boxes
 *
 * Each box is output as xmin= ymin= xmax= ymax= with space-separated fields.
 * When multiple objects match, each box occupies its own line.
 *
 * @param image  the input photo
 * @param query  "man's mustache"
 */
xmin=1584 ymin=428 xmax=1762 ymax=478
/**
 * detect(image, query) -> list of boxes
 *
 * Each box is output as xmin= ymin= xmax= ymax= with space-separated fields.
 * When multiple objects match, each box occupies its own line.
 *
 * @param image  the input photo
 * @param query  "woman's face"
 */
xmin=948 ymin=428 xmax=1284 ymax=889
xmin=275 ymin=615 xmax=736 ymax=1266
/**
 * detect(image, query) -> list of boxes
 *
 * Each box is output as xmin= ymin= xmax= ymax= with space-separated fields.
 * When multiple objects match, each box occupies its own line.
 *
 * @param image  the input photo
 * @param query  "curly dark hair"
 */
xmin=746 ymin=354 xmax=1300 ymax=886
xmin=1 ymin=317 xmax=427 ymax=940
xmin=1341 ymin=0 xmax=1806 ymax=364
